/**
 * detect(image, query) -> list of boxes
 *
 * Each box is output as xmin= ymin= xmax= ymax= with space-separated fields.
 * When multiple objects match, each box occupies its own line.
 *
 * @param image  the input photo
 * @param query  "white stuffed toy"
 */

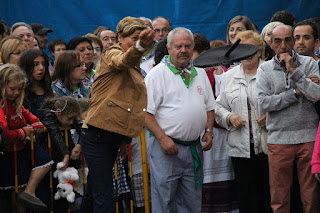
xmin=53 ymin=162 xmax=79 ymax=203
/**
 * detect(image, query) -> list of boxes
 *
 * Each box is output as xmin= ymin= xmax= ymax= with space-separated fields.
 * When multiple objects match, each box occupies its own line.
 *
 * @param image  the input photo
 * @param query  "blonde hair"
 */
xmin=260 ymin=22 xmax=284 ymax=40
xmin=116 ymin=17 xmax=147 ymax=38
xmin=0 ymin=64 xmax=27 ymax=115
xmin=226 ymin=16 xmax=255 ymax=44
xmin=234 ymin=30 xmax=265 ymax=60
xmin=0 ymin=35 xmax=28 ymax=63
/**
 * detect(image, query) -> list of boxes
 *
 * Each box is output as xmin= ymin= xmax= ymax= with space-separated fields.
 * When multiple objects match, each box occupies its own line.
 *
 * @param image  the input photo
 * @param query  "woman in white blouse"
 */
xmin=215 ymin=30 xmax=271 ymax=213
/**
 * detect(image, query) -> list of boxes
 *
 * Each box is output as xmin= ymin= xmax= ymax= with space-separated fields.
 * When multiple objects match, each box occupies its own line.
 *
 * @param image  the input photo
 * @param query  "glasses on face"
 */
xmin=154 ymin=28 xmax=169 ymax=34
xmin=10 ymin=49 xmax=25 ymax=55
xmin=94 ymin=47 xmax=101 ymax=53
xmin=102 ymin=36 xmax=117 ymax=42
xmin=74 ymin=62 xmax=86 ymax=68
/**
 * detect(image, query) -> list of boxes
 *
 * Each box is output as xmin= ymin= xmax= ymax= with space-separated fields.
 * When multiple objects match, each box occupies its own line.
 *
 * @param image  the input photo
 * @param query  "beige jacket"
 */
xmin=83 ymin=43 xmax=147 ymax=138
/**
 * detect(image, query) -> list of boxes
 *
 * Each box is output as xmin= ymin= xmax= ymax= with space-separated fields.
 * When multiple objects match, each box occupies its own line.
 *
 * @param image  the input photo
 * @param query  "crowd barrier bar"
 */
xmin=14 ymin=126 xmax=148 ymax=213
xmin=140 ymin=129 xmax=150 ymax=213
xmin=128 ymin=143 xmax=134 ymax=213
xmin=47 ymin=131 xmax=54 ymax=213
xmin=114 ymin=160 xmax=119 ymax=213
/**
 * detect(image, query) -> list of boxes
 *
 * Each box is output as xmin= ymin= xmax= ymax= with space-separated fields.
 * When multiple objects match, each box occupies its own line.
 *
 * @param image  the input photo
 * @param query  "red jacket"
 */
xmin=0 ymin=101 xmax=43 ymax=152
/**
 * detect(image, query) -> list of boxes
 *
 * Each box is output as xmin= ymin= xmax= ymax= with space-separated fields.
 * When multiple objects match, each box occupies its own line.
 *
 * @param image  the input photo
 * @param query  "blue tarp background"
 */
xmin=1 ymin=0 xmax=319 ymax=44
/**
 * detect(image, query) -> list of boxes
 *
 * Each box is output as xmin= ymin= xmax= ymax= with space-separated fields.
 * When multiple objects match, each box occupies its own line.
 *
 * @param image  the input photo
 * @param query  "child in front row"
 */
xmin=0 ymin=64 xmax=53 ymax=212
xmin=36 ymin=96 xmax=82 ymax=213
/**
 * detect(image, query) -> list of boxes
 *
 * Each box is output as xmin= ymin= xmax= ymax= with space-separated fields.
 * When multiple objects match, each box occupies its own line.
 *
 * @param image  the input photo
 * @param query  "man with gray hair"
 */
xmin=11 ymin=22 xmax=34 ymax=48
xmin=145 ymin=27 xmax=215 ymax=212
xmin=256 ymin=24 xmax=320 ymax=213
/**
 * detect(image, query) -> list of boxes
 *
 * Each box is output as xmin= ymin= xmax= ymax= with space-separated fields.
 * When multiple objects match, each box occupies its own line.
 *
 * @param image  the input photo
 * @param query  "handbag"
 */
xmin=249 ymin=96 xmax=268 ymax=155
xmin=260 ymin=128 xmax=268 ymax=155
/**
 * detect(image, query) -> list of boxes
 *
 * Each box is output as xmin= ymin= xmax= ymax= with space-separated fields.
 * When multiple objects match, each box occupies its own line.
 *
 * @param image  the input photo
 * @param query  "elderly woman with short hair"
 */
xmin=261 ymin=21 xmax=284 ymax=45
xmin=215 ymin=30 xmax=271 ymax=213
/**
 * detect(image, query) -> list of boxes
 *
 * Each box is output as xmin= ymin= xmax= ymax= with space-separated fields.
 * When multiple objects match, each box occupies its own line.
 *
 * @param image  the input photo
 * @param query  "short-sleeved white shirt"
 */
xmin=145 ymin=63 xmax=216 ymax=141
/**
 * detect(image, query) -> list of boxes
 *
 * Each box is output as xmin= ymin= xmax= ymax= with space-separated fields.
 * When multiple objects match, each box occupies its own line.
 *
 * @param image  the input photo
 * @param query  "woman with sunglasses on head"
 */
xmin=0 ymin=35 xmax=28 ymax=65
xmin=51 ymin=50 xmax=89 ymax=98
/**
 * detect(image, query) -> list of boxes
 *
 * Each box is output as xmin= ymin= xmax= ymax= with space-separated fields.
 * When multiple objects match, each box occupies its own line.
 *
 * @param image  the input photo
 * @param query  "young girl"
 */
xmin=36 ymin=96 xmax=82 ymax=212
xmin=70 ymin=98 xmax=91 ymax=157
xmin=0 ymin=64 xmax=53 ymax=211
xmin=19 ymin=48 xmax=55 ymax=116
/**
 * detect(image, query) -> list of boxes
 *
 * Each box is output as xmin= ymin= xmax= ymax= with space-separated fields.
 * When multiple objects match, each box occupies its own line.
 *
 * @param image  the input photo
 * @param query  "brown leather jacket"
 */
xmin=83 ymin=43 xmax=147 ymax=138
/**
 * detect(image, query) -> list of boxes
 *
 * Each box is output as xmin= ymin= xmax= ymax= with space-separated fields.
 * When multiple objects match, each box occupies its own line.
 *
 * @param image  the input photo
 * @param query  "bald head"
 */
xmin=153 ymin=17 xmax=171 ymax=41
xmin=270 ymin=25 xmax=294 ymax=57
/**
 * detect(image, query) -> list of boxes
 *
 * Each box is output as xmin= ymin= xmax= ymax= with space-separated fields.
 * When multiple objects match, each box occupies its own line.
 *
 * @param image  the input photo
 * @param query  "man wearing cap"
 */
xmin=145 ymin=27 xmax=215 ymax=212
xmin=31 ymin=23 xmax=52 ymax=50
xmin=256 ymin=24 xmax=320 ymax=213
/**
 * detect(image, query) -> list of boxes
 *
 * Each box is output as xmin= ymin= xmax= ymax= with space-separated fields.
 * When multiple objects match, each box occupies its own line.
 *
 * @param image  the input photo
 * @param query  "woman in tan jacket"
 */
xmin=79 ymin=17 xmax=154 ymax=213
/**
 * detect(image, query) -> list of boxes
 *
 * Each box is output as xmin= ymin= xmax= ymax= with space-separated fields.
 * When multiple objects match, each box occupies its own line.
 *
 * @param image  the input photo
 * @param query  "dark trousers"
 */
xmin=80 ymin=126 xmax=123 ymax=213
xmin=231 ymin=147 xmax=271 ymax=213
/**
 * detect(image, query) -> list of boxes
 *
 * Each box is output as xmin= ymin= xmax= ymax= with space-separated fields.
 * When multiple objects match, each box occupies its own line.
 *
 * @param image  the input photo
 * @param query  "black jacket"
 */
xmin=36 ymin=109 xmax=81 ymax=168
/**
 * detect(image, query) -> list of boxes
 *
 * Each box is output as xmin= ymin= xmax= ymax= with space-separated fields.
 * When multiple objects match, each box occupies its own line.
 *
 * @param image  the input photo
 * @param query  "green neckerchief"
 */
xmin=72 ymin=86 xmax=79 ymax=94
xmin=88 ymin=69 xmax=95 ymax=79
xmin=170 ymin=137 xmax=202 ymax=189
xmin=167 ymin=56 xmax=197 ymax=88
xmin=143 ymin=43 xmax=156 ymax=60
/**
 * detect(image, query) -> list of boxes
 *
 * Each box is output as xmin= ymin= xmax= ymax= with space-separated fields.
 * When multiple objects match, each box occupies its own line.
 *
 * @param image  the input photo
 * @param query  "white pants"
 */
xmin=148 ymin=136 xmax=202 ymax=213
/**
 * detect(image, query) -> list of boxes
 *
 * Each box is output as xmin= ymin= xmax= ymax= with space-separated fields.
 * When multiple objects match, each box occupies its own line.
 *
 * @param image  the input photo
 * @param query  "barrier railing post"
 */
xmin=128 ymin=144 xmax=134 ymax=213
xmin=47 ymin=132 xmax=54 ymax=213
xmin=14 ymin=143 xmax=18 ymax=193
xmin=140 ymin=129 xmax=150 ymax=213
xmin=114 ymin=161 xmax=119 ymax=213
xmin=31 ymin=133 xmax=34 ymax=167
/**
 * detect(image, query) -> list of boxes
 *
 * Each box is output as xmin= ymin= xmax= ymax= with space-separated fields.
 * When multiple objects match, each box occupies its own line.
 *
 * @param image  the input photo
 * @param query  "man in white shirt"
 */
xmin=145 ymin=27 xmax=215 ymax=213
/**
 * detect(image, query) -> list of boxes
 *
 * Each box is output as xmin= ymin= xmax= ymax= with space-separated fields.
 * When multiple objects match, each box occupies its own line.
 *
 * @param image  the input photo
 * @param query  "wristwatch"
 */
xmin=205 ymin=128 xmax=213 ymax=134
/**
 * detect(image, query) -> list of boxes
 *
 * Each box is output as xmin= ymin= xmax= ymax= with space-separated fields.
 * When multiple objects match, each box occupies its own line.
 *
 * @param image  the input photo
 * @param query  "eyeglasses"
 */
xmin=102 ymin=36 xmax=117 ymax=42
xmin=10 ymin=50 xmax=25 ymax=55
xmin=94 ymin=47 xmax=101 ymax=53
xmin=154 ymin=28 xmax=169 ymax=34
xmin=74 ymin=63 xmax=86 ymax=68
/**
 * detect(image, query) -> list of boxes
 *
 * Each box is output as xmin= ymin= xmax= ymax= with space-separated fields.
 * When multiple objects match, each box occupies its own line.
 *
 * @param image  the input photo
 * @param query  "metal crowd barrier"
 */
xmin=13 ymin=127 xmax=150 ymax=213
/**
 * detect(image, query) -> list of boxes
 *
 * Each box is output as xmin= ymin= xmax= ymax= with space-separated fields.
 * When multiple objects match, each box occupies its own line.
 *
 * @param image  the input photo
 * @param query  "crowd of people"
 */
xmin=0 ymin=10 xmax=319 ymax=213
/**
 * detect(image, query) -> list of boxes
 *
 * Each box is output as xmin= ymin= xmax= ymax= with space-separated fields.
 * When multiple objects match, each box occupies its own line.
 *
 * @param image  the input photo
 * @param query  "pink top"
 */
xmin=311 ymin=122 xmax=320 ymax=174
